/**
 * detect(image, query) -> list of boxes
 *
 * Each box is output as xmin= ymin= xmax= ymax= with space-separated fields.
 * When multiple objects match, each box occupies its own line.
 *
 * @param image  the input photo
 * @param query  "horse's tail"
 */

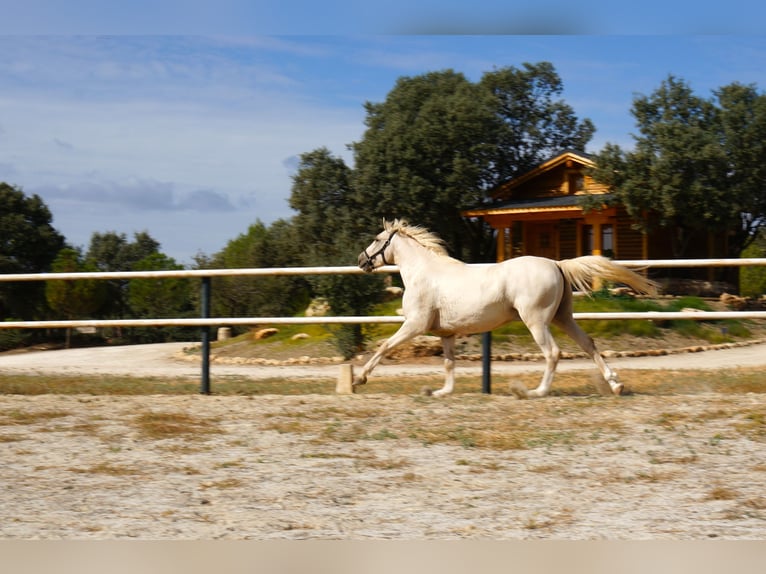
xmin=556 ymin=255 xmax=659 ymax=296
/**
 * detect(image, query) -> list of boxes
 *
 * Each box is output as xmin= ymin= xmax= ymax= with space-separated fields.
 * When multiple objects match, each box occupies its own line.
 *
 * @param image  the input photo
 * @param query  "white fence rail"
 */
xmin=2 ymin=259 xmax=765 ymax=393
xmin=3 ymin=310 xmax=766 ymax=331
xmin=2 ymin=259 xmax=765 ymax=329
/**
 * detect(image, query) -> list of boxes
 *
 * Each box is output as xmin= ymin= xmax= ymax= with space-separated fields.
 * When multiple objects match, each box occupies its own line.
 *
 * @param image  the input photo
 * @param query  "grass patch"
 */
xmin=196 ymin=293 xmax=762 ymax=359
xmin=200 ymin=478 xmax=244 ymax=490
xmin=706 ymin=484 xmax=740 ymax=501
xmin=0 ymin=375 xmax=202 ymax=395
xmin=133 ymin=411 xmax=223 ymax=440
xmin=253 ymin=394 xmax=628 ymax=451
xmin=0 ymin=433 xmax=24 ymax=442
xmin=0 ymin=409 xmax=71 ymax=425
xmin=69 ymin=462 xmax=144 ymax=476
xmin=1 ymin=367 xmax=765 ymax=397
xmin=735 ymin=411 xmax=766 ymax=442
xmin=487 ymin=293 xmax=759 ymax=348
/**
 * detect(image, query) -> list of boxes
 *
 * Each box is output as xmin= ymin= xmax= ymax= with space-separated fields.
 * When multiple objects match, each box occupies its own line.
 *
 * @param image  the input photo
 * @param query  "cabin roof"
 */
xmin=463 ymin=193 xmax=614 ymax=217
xmin=485 ymin=150 xmax=593 ymax=199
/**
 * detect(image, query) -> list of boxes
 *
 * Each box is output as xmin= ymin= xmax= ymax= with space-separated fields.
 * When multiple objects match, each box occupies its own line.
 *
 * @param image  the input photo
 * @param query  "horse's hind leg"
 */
xmin=553 ymin=315 xmax=623 ymax=396
xmin=525 ymin=322 xmax=561 ymax=398
xmin=431 ymin=335 xmax=455 ymax=398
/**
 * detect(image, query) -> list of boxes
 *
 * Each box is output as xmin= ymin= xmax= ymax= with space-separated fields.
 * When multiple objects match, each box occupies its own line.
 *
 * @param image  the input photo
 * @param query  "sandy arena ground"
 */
xmin=1 ymin=343 xmax=765 ymax=539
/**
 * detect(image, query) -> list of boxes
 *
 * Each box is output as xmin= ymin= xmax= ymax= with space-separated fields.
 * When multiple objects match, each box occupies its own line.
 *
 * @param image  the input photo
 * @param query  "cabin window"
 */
xmin=581 ymin=223 xmax=614 ymax=257
xmin=582 ymin=225 xmax=594 ymax=254
xmin=568 ymin=174 xmax=584 ymax=194
xmin=511 ymin=221 xmax=524 ymax=257
xmin=602 ymin=224 xmax=614 ymax=258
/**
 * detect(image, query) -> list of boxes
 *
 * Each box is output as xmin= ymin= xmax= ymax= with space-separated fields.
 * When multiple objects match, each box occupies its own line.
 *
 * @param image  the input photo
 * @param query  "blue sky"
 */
xmin=2 ymin=31 xmax=766 ymax=263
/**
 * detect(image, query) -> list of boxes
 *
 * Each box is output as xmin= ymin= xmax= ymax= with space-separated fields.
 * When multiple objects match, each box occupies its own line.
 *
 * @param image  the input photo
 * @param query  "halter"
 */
xmin=361 ymin=229 xmax=398 ymax=270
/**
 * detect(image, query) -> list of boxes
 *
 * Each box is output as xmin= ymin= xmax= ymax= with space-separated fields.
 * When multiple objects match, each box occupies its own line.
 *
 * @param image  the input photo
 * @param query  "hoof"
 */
xmin=352 ymin=377 xmax=367 ymax=387
xmin=420 ymin=386 xmax=433 ymax=397
xmin=593 ymin=375 xmax=614 ymax=396
xmin=611 ymin=382 xmax=624 ymax=396
xmin=509 ymin=382 xmax=529 ymax=399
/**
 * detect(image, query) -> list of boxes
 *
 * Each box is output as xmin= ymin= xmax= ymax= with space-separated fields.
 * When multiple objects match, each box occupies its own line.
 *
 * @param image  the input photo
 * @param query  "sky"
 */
xmin=2 ymin=6 xmax=766 ymax=265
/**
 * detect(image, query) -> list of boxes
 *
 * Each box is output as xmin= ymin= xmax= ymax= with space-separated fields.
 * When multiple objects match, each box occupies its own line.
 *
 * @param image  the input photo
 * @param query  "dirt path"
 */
xmin=1 ymin=340 xmax=766 ymax=379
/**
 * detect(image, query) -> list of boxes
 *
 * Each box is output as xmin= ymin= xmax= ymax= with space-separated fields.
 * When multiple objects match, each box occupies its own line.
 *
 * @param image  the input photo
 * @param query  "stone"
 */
xmin=253 ymin=328 xmax=278 ymax=340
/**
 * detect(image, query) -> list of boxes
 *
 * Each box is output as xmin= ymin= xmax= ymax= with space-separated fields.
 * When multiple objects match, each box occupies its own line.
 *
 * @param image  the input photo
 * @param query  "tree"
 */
xmin=45 ymin=248 xmax=106 ymax=347
xmin=85 ymin=230 xmax=162 ymax=319
xmin=351 ymin=70 xmax=498 ymax=261
xmin=126 ymin=252 xmax=196 ymax=343
xmin=0 ymin=183 xmax=66 ymax=320
xmin=592 ymin=76 xmax=766 ymax=259
xmin=740 ymin=231 xmax=766 ymax=298
xmin=128 ymin=253 xmax=189 ymax=318
xmin=205 ymin=219 xmax=311 ymax=322
xmin=289 ymin=148 xmax=362 ymax=255
xmin=289 ymin=148 xmax=384 ymax=357
xmin=351 ymin=64 xmax=594 ymax=261
xmin=480 ymin=62 xmax=596 ymax=182
xmin=715 ymin=82 xmax=766 ymax=254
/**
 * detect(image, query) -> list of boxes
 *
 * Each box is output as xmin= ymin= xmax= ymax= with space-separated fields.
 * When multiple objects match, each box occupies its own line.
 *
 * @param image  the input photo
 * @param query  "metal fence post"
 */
xmin=200 ymin=277 xmax=211 ymax=395
xmin=481 ymin=331 xmax=491 ymax=394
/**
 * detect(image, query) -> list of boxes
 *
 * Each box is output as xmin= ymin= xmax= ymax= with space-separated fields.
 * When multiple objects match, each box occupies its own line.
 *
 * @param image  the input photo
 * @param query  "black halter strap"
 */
xmin=363 ymin=229 xmax=398 ymax=268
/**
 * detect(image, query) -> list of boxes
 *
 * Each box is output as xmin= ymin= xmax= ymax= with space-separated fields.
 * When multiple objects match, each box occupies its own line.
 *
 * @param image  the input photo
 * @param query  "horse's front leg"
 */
xmin=431 ymin=335 xmax=456 ymax=398
xmin=353 ymin=320 xmax=425 ymax=388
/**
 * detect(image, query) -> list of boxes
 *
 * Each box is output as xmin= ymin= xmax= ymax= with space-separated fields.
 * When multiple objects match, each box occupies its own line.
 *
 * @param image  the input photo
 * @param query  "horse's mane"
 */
xmin=383 ymin=219 xmax=449 ymax=257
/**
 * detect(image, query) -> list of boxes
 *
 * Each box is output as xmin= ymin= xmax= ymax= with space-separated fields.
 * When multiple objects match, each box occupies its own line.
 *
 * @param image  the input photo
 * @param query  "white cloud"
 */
xmin=0 ymin=36 xmax=366 ymax=262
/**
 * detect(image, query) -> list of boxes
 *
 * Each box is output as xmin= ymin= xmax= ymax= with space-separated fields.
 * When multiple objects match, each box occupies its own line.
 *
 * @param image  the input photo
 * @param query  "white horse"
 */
xmin=355 ymin=219 xmax=658 ymax=398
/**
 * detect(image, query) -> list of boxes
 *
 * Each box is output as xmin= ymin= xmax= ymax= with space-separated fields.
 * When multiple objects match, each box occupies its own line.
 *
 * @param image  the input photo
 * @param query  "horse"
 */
xmin=355 ymin=219 xmax=659 ymax=398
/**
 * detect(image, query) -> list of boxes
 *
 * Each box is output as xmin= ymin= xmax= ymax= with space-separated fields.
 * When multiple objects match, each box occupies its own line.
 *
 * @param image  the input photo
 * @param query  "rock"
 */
xmin=381 ymin=335 xmax=443 ymax=359
xmin=720 ymin=292 xmax=748 ymax=310
xmin=383 ymin=286 xmax=404 ymax=301
xmin=253 ymin=328 xmax=278 ymax=340
xmin=305 ymin=298 xmax=330 ymax=317
xmin=609 ymin=287 xmax=635 ymax=297
xmin=291 ymin=333 xmax=310 ymax=341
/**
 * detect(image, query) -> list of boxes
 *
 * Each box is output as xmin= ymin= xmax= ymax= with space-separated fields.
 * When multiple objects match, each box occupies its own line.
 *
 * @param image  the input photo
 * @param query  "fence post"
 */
xmin=481 ymin=331 xmax=491 ymax=394
xmin=200 ymin=277 xmax=211 ymax=395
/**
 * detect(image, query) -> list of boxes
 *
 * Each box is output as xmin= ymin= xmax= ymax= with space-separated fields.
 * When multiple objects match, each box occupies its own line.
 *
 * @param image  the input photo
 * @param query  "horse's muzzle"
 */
xmin=358 ymin=251 xmax=375 ymax=272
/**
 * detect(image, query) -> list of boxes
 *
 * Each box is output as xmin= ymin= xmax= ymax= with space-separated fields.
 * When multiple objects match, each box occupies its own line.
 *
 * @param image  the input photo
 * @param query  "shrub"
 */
xmin=740 ymin=237 xmax=766 ymax=298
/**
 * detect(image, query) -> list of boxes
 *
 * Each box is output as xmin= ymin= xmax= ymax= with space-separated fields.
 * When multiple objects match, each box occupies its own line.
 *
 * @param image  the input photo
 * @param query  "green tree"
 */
xmin=127 ymin=252 xmax=196 ymax=343
xmin=351 ymin=64 xmax=594 ymax=261
xmin=0 ymin=183 xmax=66 ymax=320
xmin=289 ymin=148 xmax=361 ymax=255
xmin=740 ymin=231 xmax=766 ymax=298
xmin=592 ymin=76 xmax=766 ymax=258
xmin=289 ymin=148 xmax=384 ymax=357
xmin=85 ymin=230 xmax=162 ymax=319
xmin=45 ymin=248 xmax=106 ymax=347
xmin=480 ymin=62 xmax=596 ymax=181
xmin=128 ymin=253 xmax=189 ymax=318
xmin=205 ymin=219 xmax=311 ymax=322
xmin=351 ymin=70 xmax=498 ymax=260
xmin=87 ymin=230 xmax=160 ymax=272
xmin=715 ymin=82 xmax=766 ymax=253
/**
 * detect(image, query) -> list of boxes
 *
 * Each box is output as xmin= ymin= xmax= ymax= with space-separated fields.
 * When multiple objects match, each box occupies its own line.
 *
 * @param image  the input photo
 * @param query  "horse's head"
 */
xmin=358 ymin=228 xmax=398 ymax=272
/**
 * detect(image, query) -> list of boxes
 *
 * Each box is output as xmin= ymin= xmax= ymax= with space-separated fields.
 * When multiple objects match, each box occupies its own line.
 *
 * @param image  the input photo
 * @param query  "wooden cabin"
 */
xmin=462 ymin=150 xmax=732 ymax=292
